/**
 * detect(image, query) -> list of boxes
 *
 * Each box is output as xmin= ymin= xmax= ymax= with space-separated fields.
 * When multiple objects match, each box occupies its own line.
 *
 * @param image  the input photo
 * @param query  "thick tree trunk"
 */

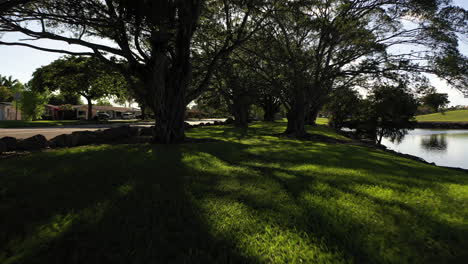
xmin=232 ymin=96 xmax=249 ymax=128
xmin=151 ymin=75 xmax=187 ymax=144
xmin=154 ymin=99 xmax=186 ymax=143
xmin=86 ymin=97 xmax=93 ymax=121
xmin=284 ymin=94 xmax=308 ymax=138
xmin=149 ymin=51 xmax=190 ymax=143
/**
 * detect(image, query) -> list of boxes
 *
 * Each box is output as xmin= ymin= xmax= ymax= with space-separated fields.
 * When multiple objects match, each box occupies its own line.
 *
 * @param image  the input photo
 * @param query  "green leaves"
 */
xmin=31 ymin=56 xmax=129 ymax=102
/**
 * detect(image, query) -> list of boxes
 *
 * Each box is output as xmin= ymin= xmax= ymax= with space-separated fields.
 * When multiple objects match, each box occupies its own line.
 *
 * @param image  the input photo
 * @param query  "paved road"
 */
xmin=0 ymin=119 xmax=225 ymax=139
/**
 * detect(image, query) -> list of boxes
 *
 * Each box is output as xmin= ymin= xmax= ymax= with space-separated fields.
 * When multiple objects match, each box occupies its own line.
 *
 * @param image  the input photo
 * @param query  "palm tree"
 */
xmin=0 ymin=75 xmax=19 ymax=88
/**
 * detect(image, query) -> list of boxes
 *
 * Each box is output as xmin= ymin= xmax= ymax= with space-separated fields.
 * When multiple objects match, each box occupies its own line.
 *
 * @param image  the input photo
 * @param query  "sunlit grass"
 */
xmin=316 ymin=117 xmax=329 ymax=125
xmin=0 ymin=122 xmax=467 ymax=263
xmin=416 ymin=110 xmax=468 ymax=122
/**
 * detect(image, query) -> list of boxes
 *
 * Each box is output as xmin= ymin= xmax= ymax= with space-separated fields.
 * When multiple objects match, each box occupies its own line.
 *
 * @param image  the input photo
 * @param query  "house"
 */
xmin=43 ymin=104 xmax=60 ymax=120
xmin=0 ymin=102 xmax=22 ymax=121
xmin=69 ymin=105 xmax=141 ymax=120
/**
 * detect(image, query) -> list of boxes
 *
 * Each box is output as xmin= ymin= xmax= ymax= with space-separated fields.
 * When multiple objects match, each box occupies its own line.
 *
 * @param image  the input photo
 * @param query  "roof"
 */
xmin=69 ymin=105 xmax=140 ymax=112
xmin=45 ymin=104 xmax=60 ymax=109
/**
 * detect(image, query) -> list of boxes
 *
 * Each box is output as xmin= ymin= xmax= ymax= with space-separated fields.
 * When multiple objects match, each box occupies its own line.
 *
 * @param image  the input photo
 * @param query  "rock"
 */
xmin=70 ymin=131 xmax=99 ymax=147
xmin=17 ymin=135 xmax=48 ymax=150
xmin=101 ymin=126 xmax=138 ymax=142
xmin=49 ymin=134 xmax=72 ymax=148
xmin=0 ymin=141 xmax=6 ymax=154
xmin=0 ymin=137 xmax=18 ymax=151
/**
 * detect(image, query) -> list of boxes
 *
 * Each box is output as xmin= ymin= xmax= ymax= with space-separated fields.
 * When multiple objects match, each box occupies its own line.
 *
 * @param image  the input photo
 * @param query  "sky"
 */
xmin=0 ymin=0 xmax=467 ymax=106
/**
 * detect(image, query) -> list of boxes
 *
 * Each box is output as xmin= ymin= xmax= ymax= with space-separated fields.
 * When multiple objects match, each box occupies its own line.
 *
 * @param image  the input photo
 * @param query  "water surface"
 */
xmin=382 ymin=129 xmax=468 ymax=169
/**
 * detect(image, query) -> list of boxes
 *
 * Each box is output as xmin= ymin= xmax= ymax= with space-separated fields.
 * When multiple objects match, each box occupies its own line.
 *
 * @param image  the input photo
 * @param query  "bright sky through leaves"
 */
xmin=1 ymin=0 xmax=467 ymax=105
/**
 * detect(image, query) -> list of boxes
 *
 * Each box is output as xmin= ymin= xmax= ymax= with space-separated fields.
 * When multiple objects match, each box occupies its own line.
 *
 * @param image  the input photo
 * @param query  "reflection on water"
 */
xmin=382 ymin=129 xmax=468 ymax=169
xmin=420 ymin=134 xmax=447 ymax=152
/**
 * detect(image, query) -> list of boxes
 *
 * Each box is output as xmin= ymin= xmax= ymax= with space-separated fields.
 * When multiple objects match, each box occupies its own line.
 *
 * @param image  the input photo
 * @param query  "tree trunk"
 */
xmin=306 ymin=104 xmax=320 ymax=126
xmin=150 ymin=52 xmax=190 ymax=144
xmin=86 ymin=97 xmax=93 ymax=121
xmin=232 ymin=95 xmax=249 ymax=128
xmin=154 ymin=97 xmax=186 ymax=143
xmin=262 ymin=96 xmax=279 ymax=122
xmin=264 ymin=109 xmax=276 ymax=122
xmin=140 ymin=105 xmax=147 ymax=120
xmin=284 ymin=94 xmax=308 ymax=138
xmin=151 ymin=72 xmax=187 ymax=143
xmin=377 ymin=128 xmax=384 ymax=145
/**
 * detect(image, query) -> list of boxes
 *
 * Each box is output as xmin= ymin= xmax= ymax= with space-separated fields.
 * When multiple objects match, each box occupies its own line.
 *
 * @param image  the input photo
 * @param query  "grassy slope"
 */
xmin=0 ymin=122 xmax=467 ymax=264
xmin=416 ymin=109 xmax=468 ymax=122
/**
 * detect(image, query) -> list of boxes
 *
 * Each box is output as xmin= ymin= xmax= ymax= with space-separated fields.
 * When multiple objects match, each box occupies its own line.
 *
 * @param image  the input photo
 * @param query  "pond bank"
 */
xmin=416 ymin=121 xmax=468 ymax=129
xmin=338 ymin=129 xmax=468 ymax=173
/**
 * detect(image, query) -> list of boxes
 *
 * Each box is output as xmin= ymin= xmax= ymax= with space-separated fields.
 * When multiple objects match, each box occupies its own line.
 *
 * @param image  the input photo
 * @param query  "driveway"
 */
xmin=0 ymin=119 xmax=226 ymax=139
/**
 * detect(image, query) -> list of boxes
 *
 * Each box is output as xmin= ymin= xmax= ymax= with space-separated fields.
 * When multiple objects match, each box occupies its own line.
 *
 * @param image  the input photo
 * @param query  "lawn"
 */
xmin=316 ymin=117 xmax=329 ymax=125
xmin=0 ymin=119 xmax=146 ymax=128
xmin=416 ymin=110 xmax=468 ymax=122
xmin=0 ymin=122 xmax=467 ymax=263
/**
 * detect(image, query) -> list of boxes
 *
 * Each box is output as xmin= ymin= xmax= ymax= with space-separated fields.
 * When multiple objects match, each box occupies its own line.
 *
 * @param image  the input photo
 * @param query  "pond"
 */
xmin=382 ymin=129 xmax=468 ymax=169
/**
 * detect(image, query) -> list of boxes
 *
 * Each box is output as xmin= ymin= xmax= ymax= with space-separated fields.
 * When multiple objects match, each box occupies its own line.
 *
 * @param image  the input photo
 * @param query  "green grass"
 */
xmin=0 ymin=122 xmax=467 ymax=263
xmin=0 ymin=120 xmax=146 ymax=128
xmin=316 ymin=117 xmax=329 ymax=125
xmin=416 ymin=109 xmax=468 ymax=122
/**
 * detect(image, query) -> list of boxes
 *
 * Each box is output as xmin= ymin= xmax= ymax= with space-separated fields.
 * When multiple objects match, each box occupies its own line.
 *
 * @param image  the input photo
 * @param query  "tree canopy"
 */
xmin=0 ymin=0 xmax=466 ymax=142
xmin=31 ymin=56 xmax=127 ymax=120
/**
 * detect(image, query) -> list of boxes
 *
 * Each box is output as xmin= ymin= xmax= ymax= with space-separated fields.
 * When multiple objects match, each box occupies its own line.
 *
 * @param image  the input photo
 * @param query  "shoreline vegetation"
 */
xmin=415 ymin=121 xmax=468 ymax=129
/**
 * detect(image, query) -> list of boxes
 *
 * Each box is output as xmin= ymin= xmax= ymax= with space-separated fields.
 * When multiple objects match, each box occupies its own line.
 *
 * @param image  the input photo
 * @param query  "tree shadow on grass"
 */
xmin=1 ymin=129 xmax=467 ymax=263
xmin=0 ymin=144 xmax=260 ymax=264
xmin=188 ymin=139 xmax=468 ymax=263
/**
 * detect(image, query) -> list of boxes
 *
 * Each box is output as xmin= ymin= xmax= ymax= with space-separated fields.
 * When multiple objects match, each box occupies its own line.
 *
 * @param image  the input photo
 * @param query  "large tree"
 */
xmin=246 ymin=0 xmax=467 ymax=138
xmin=31 ymin=56 xmax=126 ymax=120
xmin=0 ymin=0 xmax=269 ymax=143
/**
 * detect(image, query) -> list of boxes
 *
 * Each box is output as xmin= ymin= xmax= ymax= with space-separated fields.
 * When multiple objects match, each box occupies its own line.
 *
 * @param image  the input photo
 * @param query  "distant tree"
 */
xmin=421 ymin=93 xmax=450 ymax=112
xmin=48 ymin=93 xmax=83 ymax=106
xmin=325 ymin=87 xmax=361 ymax=131
xmin=351 ymin=85 xmax=418 ymax=145
xmin=19 ymin=83 xmax=49 ymax=120
xmin=0 ymin=75 xmax=18 ymax=88
xmin=0 ymin=74 xmax=21 ymax=102
xmin=31 ymin=56 xmax=127 ymax=120
xmin=0 ymin=85 xmax=12 ymax=101
xmin=195 ymin=92 xmax=231 ymax=119
xmin=96 ymin=98 xmax=113 ymax=106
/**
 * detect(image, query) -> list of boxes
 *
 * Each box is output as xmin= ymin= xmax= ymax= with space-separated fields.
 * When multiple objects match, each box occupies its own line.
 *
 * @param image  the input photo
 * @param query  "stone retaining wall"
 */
xmin=0 ymin=120 xmax=230 ymax=154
